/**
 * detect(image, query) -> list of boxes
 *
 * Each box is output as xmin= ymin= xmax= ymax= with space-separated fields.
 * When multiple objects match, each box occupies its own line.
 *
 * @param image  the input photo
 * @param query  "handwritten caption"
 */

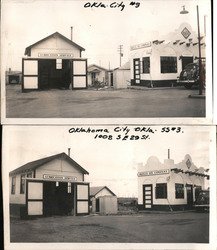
xmin=84 ymin=1 xmax=140 ymax=11
xmin=68 ymin=126 xmax=183 ymax=141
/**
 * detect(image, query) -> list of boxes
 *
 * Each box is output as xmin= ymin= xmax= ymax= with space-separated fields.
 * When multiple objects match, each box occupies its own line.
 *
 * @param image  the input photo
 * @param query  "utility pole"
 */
xmin=117 ymin=45 xmax=123 ymax=67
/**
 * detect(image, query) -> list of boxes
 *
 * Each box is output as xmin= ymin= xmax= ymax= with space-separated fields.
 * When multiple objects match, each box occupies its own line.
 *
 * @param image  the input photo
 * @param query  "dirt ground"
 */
xmin=10 ymin=211 xmax=209 ymax=243
xmin=5 ymin=85 xmax=205 ymax=118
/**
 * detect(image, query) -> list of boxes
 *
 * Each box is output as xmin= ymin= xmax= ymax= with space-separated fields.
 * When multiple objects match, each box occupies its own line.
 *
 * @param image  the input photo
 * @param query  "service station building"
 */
xmin=137 ymin=152 xmax=209 ymax=211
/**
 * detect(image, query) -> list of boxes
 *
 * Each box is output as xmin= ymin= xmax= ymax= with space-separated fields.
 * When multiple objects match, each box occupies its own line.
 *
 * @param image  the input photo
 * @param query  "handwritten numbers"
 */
xmin=129 ymin=1 xmax=140 ymax=8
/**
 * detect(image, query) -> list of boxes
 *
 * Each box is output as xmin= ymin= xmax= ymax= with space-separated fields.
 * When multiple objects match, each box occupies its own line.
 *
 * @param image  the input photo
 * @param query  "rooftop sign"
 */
xmin=137 ymin=169 xmax=170 ymax=177
xmin=130 ymin=42 xmax=152 ymax=51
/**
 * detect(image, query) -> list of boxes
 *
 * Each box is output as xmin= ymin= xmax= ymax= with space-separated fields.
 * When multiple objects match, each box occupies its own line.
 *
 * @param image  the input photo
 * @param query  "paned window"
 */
xmin=56 ymin=59 xmax=62 ymax=69
xmin=142 ymin=57 xmax=150 ymax=73
xmin=67 ymin=182 xmax=72 ymax=193
xmin=11 ymin=176 xmax=16 ymax=194
xmin=156 ymin=183 xmax=167 ymax=199
xmin=160 ymin=56 xmax=177 ymax=73
xmin=175 ymin=183 xmax=184 ymax=199
xmin=20 ymin=174 xmax=25 ymax=194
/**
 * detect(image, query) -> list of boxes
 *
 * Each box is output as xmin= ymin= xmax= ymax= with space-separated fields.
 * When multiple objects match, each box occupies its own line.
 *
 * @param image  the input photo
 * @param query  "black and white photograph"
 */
xmin=1 ymin=0 xmax=212 ymax=122
xmin=2 ymin=125 xmax=216 ymax=249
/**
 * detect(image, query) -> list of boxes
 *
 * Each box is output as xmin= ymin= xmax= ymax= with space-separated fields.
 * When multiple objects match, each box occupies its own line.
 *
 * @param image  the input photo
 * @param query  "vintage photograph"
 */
xmin=2 ymin=125 xmax=215 ymax=249
xmin=1 ymin=0 xmax=212 ymax=121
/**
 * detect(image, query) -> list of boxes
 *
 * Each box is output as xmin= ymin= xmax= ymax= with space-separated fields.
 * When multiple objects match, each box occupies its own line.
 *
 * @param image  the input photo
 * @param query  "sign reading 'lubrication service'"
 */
xmin=130 ymin=42 xmax=152 ymax=51
xmin=137 ymin=169 xmax=170 ymax=177
xmin=38 ymin=53 xmax=74 ymax=58
xmin=43 ymin=174 xmax=77 ymax=181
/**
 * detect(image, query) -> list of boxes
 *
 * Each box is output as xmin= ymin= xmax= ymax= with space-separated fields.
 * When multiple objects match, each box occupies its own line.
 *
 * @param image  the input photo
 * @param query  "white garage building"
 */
xmin=22 ymin=32 xmax=87 ymax=91
xmin=9 ymin=152 xmax=90 ymax=217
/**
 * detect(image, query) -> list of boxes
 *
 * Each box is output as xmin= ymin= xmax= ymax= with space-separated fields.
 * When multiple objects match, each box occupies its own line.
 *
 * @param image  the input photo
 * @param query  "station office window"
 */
xmin=160 ymin=56 xmax=177 ymax=73
xmin=156 ymin=183 xmax=167 ymax=199
xmin=20 ymin=174 xmax=25 ymax=194
xmin=142 ymin=57 xmax=150 ymax=73
xmin=11 ymin=176 xmax=16 ymax=194
xmin=175 ymin=183 xmax=184 ymax=199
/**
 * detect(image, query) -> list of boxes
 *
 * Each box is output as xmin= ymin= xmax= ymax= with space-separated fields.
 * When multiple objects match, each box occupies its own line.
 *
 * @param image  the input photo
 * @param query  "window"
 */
xmin=195 ymin=186 xmax=202 ymax=200
xmin=175 ymin=183 xmax=184 ymax=199
xmin=160 ymin=56 xmax=177 ymax=73
xmin=11 ymin=176 xmax=16 ymax=194
xmin=56 ymin=59 xmax=62 ymax=69
xmin=67 ymin=182 xmax=71 ymax=193
xmin=156 ymin=183 xmax=167 ymax=199
xmin=20 ymin=174 xmax=25 ymax=194
xmin=142 ymin=57 xmax=150 ymax=73
xmin=27 ymin=172 xmax=32 ymax=178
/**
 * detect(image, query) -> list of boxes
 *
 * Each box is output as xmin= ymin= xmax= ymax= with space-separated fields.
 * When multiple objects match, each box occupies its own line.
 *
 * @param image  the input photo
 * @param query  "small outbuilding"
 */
xmin=137 ymin=151 xmax=209 ymax=211
xmin=9 ymin=152 xmax=90 ymax=217
xmin=22 ymin=32 xmax=87 ymax=91
xmin=113 ymin=61 xmax=130 ymax=88
xmin=90 ymin=186 xmax=117 ymax=214
xmin=87 ymin=64 xmax=109 ymax=86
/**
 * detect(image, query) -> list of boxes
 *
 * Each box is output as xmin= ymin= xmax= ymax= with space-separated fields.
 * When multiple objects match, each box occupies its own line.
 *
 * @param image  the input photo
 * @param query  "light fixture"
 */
xmin=180 ymin=5 xmax=189 ymax=14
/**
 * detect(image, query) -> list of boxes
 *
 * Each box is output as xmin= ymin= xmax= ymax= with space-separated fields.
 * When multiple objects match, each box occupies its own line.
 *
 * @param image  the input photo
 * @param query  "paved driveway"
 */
xmin=5 ymin=85 xmax=205 ymax=118
xmin=10 ymin=211 xmax=209 ymax=243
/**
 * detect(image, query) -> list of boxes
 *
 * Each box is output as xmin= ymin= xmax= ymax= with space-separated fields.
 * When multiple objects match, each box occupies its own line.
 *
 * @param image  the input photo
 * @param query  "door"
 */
xmin=22 ymin=59 xmax=39 ymax=91
xmin=26 ymin=180 xmax=43 ymax=216
xmin=72 ymin=59 xmax=87 ymax=89
xmin=186 ymin=184 xmax=193 ymax=207
xmin=182 ymin=56 xmax=193 ymax=70
xmin=76 ymin=183 xmax=89 ymax=215
xmin=143 ymin=184 xmax=153 ymax=209
xmin=96 ymin=198 xmax=100 ymax=212
xmin=133 ymin=58 xmax=140 ymax=85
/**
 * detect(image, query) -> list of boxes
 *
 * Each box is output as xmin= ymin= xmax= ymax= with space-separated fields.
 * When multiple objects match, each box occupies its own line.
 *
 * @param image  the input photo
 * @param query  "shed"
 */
xmin=113 ymin=61 xmax=130 ymax=88
xmin=90 ymin=186 xmax=117 ymax=214
xmin=9 ymin=152 xmax=90 ymax=217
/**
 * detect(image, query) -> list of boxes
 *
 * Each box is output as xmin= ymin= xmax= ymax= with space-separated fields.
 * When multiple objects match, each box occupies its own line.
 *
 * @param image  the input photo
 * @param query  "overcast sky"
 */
xmin=2 ymin=0 xmax=211 ymax=71
xmin=3 ymin=125 xmax=215 ymax=197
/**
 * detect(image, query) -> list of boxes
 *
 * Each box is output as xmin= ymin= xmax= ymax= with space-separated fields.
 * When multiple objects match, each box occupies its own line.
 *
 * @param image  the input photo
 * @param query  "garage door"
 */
xmin=26 ymin=180 xmax=43 ymax=216
xmin=22 ymin=59 xmax=39 ymax=91
xmin=72 ymin=59 xmax=87 ymax=89
xmin=76 ymin=183 xmax=89 ymax=215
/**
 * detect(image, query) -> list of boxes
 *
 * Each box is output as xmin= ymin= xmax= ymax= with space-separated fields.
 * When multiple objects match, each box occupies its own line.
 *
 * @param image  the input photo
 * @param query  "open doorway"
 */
xmin=43 ymin=182 xmax=74 ymax=216
xmin=38 ymin=59 xmax=71 ymax=90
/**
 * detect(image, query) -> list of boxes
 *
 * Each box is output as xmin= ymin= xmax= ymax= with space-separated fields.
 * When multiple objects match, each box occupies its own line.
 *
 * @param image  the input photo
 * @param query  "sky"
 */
xmin=1 ymin=0 xmax=211 ymax=71
xmin=3 ymin=125 xmax=215 ymax=197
